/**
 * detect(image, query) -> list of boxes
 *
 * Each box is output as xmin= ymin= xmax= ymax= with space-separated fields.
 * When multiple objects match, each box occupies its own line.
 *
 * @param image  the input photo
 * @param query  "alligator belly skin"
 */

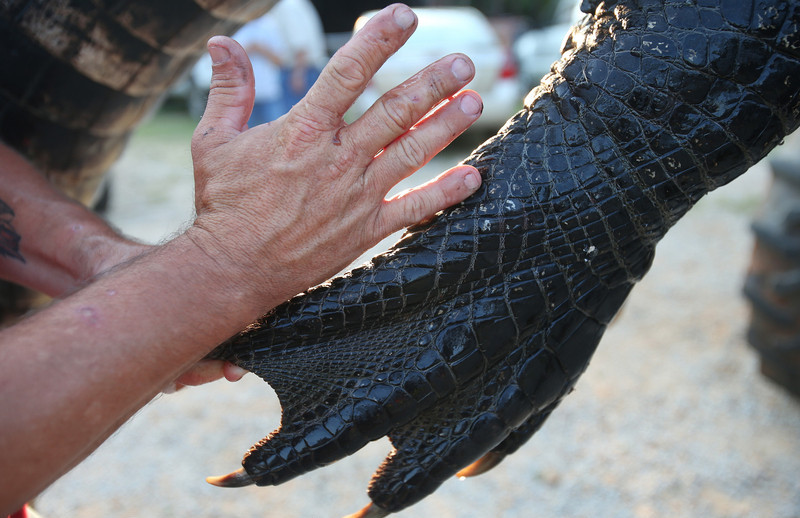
xmin=212 ymin=0 xmax=800 ymax=514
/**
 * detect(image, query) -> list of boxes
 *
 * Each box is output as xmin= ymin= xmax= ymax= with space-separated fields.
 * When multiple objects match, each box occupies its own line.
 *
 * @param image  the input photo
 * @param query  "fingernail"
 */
xmin=459 ymin=94 xmax=483 ymax=116
xmin=394 ymin=5 xmax=415 ymax=29
xmin=224 ymin=364 xmax=249 ymax=382
xmin=464 ymin=170 xmax=481 ymax=191
xmin=208 ymin=44 xmax=230 ymax=66
xmin=451 ymin=57 xmax=473 ymax=81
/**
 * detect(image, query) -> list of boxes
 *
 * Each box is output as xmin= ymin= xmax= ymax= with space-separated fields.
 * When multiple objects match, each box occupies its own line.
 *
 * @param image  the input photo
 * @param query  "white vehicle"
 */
xmin=349 ymin=7 xmax=523 ymax=131
xmin=513 ymin=0 xmax=585 ymax=89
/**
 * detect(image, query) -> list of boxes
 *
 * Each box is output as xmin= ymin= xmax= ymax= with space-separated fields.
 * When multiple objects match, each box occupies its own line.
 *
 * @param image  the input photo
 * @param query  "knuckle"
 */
xmin=407 ymin=64 xmax=450 ymax=104
xmin=283 ymin=109 xmax=329 ymax=145
xmin=190 ymin=124 xmax=219 ymax=161
xmin=395 ymin=134 xmax=429 ymax=169
xmin=379 ymin=92 xmax=416 ymax=133
xmin=405 ymin=191 xmax=434 ymax=224
xmin=423 ymin=70 xmax=449 ymax=101
xmin=190 ymin=132 xmax=204 ymax=158
xmin=328 ymin=53 xmax=370 ymax=93
xmin=337 ymin=140 xmax=365 ymax=174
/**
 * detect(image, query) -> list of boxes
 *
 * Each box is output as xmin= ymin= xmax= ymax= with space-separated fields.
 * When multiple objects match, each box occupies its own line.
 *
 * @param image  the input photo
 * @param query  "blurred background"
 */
xmin=167 ymin=0 xmax=583 ymax=128
xmin=30 ymin=0 xmax=800 ymax=517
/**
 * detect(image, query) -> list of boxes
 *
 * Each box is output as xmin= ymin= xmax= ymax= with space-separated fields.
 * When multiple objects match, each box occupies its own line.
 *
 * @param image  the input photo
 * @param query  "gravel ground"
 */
xmin=34 ymin=112 xmax=800 ymax=518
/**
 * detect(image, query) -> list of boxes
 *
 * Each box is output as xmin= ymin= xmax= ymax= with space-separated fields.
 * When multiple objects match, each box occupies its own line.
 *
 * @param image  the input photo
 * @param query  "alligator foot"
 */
xmin=209 ymin=0 xmax=800 ymax=513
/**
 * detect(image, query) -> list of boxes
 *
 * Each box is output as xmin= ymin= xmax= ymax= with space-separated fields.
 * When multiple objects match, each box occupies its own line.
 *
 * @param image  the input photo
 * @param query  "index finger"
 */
xmin=295 ymin=4 xmax=418 ymax=129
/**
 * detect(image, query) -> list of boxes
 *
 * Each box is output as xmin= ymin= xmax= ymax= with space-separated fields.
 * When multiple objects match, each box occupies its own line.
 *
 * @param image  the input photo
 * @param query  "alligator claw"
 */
xmin=343 ymin=503 xmax=390 ymax=518
xmin=455 ymin=452 xmax=505 ymax=479
xmin=205 ymin=468 xmax=255 ymax=488
xmin=209 ymin=0 xmax=800 ymax=514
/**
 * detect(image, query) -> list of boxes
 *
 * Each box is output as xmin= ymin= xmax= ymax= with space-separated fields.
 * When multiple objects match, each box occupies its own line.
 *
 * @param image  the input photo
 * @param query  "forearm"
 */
xmin=0 ymin=143 xmax=149 ymax=297
xmin=0 ymin=232 xmax=275 ymax=514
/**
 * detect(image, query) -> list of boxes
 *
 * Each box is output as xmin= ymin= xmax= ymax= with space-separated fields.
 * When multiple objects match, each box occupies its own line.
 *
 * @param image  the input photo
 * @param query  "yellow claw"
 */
xmin=343 ymin=502 xmax=390 ymax=518
xmin=206 ymin=468 xmax=255 ymax=487
xmin=455 ymin=451 xmax=505 ymax=478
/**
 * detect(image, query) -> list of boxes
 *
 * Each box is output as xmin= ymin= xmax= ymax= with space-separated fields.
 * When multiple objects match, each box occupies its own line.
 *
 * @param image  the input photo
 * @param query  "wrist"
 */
xmin=178 ymin=225 xmax=284 ymax=323
xmin=0 ymin=198 xmax=142 ymax=297
xmin=49 ymin=201 xmax=150 ymax=292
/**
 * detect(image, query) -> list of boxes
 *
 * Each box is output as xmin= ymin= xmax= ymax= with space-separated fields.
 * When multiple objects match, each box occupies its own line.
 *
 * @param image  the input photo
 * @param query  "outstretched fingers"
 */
xmin=344 ymin=50 xmax=483 ymax=235
xmin=346 ymin=54 xmax=479 ymax=157
xmin=377 ymin=164 xmax=482 ymax=235
xmin=187 ymin=4 xmax=484 ymax=292
xmin=367 ymin=88 xmax=483 ymax=193
xmin=351 ymin=66 xmax=483 ymax=240
xmin=293 ymin=4 xmax=419 ymax=132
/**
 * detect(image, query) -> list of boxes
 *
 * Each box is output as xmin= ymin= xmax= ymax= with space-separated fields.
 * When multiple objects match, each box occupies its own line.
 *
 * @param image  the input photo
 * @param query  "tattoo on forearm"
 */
xmin=0 ymin=197 xmax=25 ymax=263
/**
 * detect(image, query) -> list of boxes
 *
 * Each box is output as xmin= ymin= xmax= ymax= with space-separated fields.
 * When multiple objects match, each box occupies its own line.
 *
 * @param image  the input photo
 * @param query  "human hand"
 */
xmin=0 ymin=142 xmax=154 ymax=298
xmin=188 ymin=4 xmax=483 ymax=308
xmin=0 ymin=130 xmax=245 ymax=392
xmin=163 ymin=360 xmax=248 ymax=393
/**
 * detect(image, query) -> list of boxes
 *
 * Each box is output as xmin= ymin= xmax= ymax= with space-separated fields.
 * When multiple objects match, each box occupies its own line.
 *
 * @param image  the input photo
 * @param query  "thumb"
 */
xmin=192 ymin=36 xmax=255 ymax=155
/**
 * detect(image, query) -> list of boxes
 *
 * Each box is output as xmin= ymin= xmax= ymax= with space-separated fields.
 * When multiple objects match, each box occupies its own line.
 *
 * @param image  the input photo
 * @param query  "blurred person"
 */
xmin=0 ymin=5 xmax=484 ymax=515
xmin=269 ymin=0 xmax=328 ymax=113
xmin=234 ymin=11 xmax=287 ymax=125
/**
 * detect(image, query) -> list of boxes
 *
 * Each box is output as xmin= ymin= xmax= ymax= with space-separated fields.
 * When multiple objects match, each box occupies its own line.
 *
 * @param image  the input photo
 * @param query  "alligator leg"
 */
xmin=210 ymin=0 xmax=800 ymax=514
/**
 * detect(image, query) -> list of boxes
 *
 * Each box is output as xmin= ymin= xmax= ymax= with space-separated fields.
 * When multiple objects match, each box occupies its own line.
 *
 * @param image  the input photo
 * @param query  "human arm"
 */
xmin=0 ymin=134 xmax=244 ymax=390
xmin=0 ymin=4 xmax=483 ymax=513
xmin=0 ymin=143 xmax=151 ymax=298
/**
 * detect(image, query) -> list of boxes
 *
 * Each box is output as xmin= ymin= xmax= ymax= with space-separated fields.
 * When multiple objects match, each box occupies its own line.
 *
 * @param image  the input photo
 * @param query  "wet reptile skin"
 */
xmin=209 ymin=0 xmax=800 ymax=514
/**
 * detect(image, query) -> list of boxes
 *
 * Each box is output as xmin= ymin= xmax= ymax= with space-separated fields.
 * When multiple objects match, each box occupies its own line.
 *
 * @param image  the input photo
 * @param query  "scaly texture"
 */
xmin=212 ymin=0 xmax=800 ymax=513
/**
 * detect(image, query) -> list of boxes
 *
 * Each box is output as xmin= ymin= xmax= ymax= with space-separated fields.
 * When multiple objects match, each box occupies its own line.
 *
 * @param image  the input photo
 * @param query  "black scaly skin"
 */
xmin=211 ymin=0 xmax=800 ymax=513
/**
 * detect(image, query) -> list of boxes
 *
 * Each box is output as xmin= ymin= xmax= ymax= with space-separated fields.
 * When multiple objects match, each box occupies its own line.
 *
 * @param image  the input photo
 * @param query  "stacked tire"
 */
xmin=744 ymin=157 xmax=800 ymax=398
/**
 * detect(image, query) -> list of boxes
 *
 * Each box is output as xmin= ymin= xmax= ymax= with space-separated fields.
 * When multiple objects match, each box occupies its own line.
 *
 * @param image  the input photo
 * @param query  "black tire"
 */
xmin=744 ymin=158 xmax=800 ymax=398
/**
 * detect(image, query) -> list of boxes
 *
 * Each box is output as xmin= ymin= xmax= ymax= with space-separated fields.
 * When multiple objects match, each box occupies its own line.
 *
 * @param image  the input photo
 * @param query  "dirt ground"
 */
xmin=34 ymin=112 xmax=800 ymax=518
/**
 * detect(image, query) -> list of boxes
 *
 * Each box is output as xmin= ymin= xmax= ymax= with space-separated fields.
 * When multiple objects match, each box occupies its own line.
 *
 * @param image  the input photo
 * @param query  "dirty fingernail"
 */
xmin=464 ymin=169 xmax=481 ymax=190
xmin=460 ymin=94 xmax=483 ymax=116
xmin=451 ymin=57 xmax=473 ymax=81
xmin=208 ymin=45 xmax=230 ymax=66
xmin=394 ymin=5 xmax=415 ymax=29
